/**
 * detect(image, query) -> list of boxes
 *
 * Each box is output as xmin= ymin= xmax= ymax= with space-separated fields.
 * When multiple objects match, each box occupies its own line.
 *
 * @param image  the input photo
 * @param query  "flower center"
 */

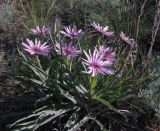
xmin=64 ymin=48 xmax=72 ymax=55
xmin=33 ymin=47 xmax=41 ymax=52
xmin=124 ymin=37 xmax=129 ymax=41
xmin=71 ymin=33 xmax=78 ymax=37
xmin=91 ymin=62 xmax=100 ymax=69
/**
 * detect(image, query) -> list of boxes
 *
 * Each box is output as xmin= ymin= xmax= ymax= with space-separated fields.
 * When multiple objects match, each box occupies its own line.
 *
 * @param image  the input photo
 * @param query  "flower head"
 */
xmin=60 ymin=25 xmax=83 ymax=39
xmin=91 ymin=22 xmax=114 ymax=37
xmin=31 ymin=26 xmax=49 ymax=35
xmin=98 ymin=46 xmax=115 ymax=62
xmin=22 ymin=39 xmax=50 ymax=55
xmin=56 ymin=43 xmax=81 ymax=57
xmin=120 ymin=31 xmax=134 ymax=45
xmin=83 ymin=49 xmax=114 ymax=77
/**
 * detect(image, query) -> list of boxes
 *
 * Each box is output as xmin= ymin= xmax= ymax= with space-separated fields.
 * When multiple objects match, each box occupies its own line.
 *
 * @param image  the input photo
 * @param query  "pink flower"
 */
xmin=60 ymin=25 xmax=83 ymax=39
xmin=98 ymin=46 xmax=115 ymax=62
xmin=31 ymin=26 xmax=49 ymax=35
xmin=120 ymin=31 xmax=134 ymax=45
xmin=22 ymin=39 xmax=50 ymax=55
xmin=83 ymin=49 xmax=114 ymax=77
xmin=56 ymin=43 xmax=81 ymax=57
xmin=91 ymin=22 xmax=114 ymax=37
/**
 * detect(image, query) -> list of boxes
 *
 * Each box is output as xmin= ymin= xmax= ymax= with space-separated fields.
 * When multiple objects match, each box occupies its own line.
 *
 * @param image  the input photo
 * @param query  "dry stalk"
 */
xmin=147 ymin=0 xmax=160 ymax=60
xmin=136 ymin=0 xmax=148 ymax=42
xmin=135 ymin=0 xmax=148 ymax=54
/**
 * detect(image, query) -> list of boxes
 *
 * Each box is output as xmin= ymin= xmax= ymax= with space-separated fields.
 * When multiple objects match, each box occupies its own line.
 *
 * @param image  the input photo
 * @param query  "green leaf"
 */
xmin=93 ymin=96 xmax=122 ymax=116
xmin=11 ymin=106 xmax=75 ymax=131
xmin=68 ymin=116 xmax=90 ymax=131
xmin=75 ymin=84 xmax=88 ymax=95
xmin=90 ymin=77 xmax=97 ymax=90
xmin=9 ymin=114 xmax=38 ymax=128
xmin=65 ymin=108 xmax=80 ymax=128
xmin=17 ymin=47 xmax=28 ymax=62
xmin=89 ymin=117 xmax=108 ymax=131
xmin=59 ymin=87 xmax=78 ymax=105
xmin=28 ymin=64 xmax=47 ymax=81
xmin=36 ymin=94 xmax=53 ymax=104
xmin=33 ymin=108 xmax=72 ymax=131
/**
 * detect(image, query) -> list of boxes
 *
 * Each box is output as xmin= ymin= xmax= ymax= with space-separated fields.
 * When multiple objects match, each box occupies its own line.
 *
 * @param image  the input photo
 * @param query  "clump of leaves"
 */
xmin=8 ymin=15 xmax=150 ymax=130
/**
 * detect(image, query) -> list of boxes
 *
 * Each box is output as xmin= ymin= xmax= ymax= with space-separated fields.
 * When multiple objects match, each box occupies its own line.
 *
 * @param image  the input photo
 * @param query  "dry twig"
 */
xmin=147 ymin=0 xmax=160 ymax=60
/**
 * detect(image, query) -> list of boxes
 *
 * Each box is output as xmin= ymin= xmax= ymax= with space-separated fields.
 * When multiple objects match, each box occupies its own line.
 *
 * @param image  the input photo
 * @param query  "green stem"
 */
xmin=65 ymin=58 xmax=72 ymax=72
xmin=69 ymin=59 xmax=73 ymax=72
xmin=35 ymin=55 xmax=42 ymax=69
xmin=90 ymin=76 xmax=97 ymax=97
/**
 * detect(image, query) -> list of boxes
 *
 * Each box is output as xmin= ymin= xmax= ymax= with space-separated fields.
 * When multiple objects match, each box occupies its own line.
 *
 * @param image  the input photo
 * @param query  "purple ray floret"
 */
xmin=31 ymin=26 xmax=49 ymax=35
xmin=98 ymin=45 xmax=115 ymax=62
xmin=83 ymin=48 xmax=114 ymax=77
xmin=60 ymin=25 xmax=83 ymax=39
xmin=22 ymin=39 xmax=50 ymax=55
xmin=91 ymin=22 xmax=114 ymax=37
xmin=120 ymin=31 xmax=134 ymax=45
xmin=56 ymin=43 xmax=81 ymax=57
